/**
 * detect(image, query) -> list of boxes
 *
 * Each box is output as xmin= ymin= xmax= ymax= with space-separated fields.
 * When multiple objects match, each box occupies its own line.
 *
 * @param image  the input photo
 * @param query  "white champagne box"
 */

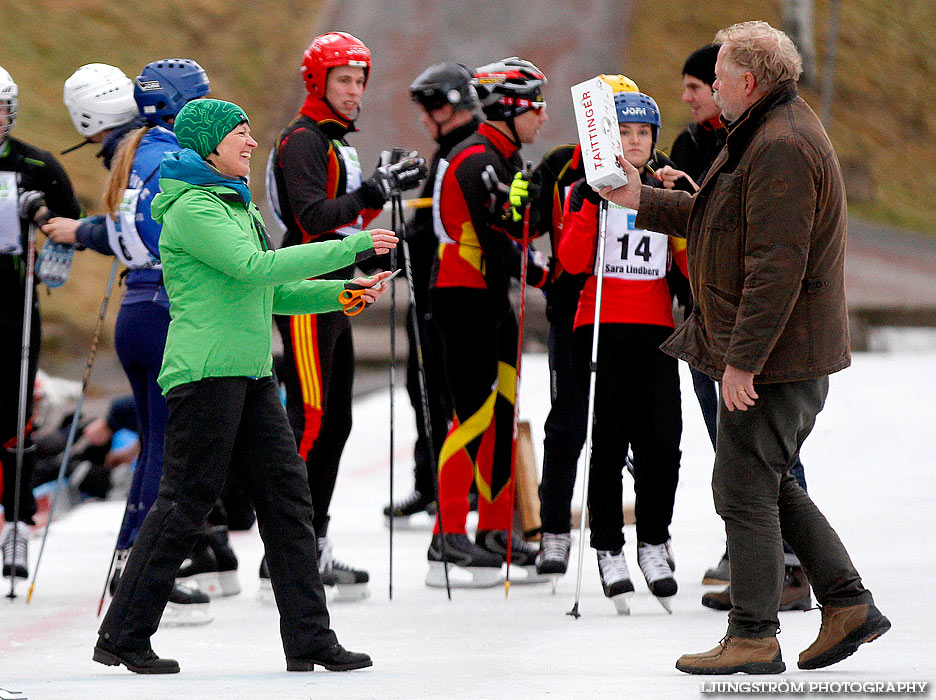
xmin=570 ymin=77 xmax=628 ymax=190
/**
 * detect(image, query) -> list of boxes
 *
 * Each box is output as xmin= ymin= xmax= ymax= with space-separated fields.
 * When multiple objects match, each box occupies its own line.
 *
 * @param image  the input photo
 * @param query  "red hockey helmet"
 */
xmin=301 ymin=32 xmax=372 ymax=99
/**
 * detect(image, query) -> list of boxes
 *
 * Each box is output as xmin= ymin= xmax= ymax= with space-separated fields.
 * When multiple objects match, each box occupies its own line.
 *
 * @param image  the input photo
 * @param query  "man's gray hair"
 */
xmin=714 ymin=21 xmax=803 ymax=89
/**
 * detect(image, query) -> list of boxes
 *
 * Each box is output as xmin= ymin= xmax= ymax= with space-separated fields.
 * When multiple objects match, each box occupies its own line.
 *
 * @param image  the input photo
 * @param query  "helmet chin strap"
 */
xmin=429 ymin=109 xmax=457 ymax=142
xmin=505 ymin=111 xmax=522 ymax=147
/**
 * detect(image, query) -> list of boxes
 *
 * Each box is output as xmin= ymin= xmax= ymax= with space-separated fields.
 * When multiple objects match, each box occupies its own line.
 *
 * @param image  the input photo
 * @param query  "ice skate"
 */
xmin=1 ymin=522 xmax=28 ymax=579
xmin=256 ymin=555 xmax=274 ymax=605
xmin=702 ymin=549 xmax=729 ymax=585
xmin=109 ymin=548 xmax=131 ymax=596
xmin=638 ymin=541 xmax=677 ymax=613
xmin=176 ymin=538 xmax=222 ymax=597
xmin=476 ymin=529 xmax=548 ymax=585
xmin=536 ymin=532 xmax=572 ymax=593
xmin=597 ymin=549 xmax=634 ymax=615
xmin=383 ymin=490 xmax=437 ymax=530
xmin=205 ymin=525 xmax=240 ymax=596
xmin=159 ymin=581 xmax=213 ymax=627
xmin=177 ymin=526 xmax=240 ymax=598
xmin=426 ymin=533 xmax=503 ymax=588
xmin=318 ymin=535 xmax=369 ymax=602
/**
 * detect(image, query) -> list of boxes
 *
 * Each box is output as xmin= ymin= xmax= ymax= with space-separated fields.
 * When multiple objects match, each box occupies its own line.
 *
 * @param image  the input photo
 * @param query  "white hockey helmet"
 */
xmin=63 ymin=63 xmax=138 ymax=138
xmin=0 ymin=65 xmax=17 ymax=144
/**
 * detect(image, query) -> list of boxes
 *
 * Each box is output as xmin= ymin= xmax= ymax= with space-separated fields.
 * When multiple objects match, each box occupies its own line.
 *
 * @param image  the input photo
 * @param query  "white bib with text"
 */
xmin=0 ymin=171 xmax=22 ymax=254
xmin=597 ymin=204 xmax=668 ymax=281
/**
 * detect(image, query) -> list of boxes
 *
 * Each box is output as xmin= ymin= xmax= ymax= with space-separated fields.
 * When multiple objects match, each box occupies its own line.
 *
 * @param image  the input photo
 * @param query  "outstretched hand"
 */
xmin=348 ymin=269 xmax=396 ymax=305
xmin=368 ymin=228 xmax=399 ymax=256
xmin=598 ymin=154 xmax=642 ymax=210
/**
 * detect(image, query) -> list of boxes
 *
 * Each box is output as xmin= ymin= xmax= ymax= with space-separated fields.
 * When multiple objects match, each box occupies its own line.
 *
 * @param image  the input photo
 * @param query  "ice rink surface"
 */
xmin=2 ymin=351 xmax=933 ymax=700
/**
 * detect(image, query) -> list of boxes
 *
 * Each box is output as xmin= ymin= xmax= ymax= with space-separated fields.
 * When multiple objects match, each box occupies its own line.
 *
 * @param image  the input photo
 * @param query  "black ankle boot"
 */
xmin=93 ymin=639 xmax=180 ymax=674
xmin=286 ymin=643 xmax=372 ymax=672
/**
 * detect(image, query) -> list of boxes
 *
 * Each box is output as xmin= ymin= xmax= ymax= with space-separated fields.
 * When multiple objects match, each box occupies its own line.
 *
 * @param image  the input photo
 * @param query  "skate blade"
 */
xmin=655 ymin=595 xmax=675 ymax=614
xmin=506 ymin=565 xmax=551 ymax=586
xmin=611 ymin=591 xmax=634 ymax=615
xmin=327 ymin=582 xmax=370 ymax=603
xmin=159 ymin=601 xmax=213 ymax=627
xmin=176 ymin=571 xmax=223 ymax=598
xmin=256 ymin=580 xmax=275 ymax=606
xmin=548 ymin=574 xmax=561 ymax=594
xmin=425 ymin=561 xmax=503 ymax=588
xmin=217 ymin=570 xmax=241 ymax=597
xmin=383 ymin=513 xmax=434 ymax=531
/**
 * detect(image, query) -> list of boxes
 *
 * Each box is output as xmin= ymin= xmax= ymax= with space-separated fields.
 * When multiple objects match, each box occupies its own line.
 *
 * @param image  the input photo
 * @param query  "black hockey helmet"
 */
xmin=410 ymin=62 xmax=478 ymax=113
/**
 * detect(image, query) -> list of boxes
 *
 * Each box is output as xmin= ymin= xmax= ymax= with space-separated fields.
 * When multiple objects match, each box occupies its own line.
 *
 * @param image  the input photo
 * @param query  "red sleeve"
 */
xmin=557 ymin=181 xmax=599 ymax=275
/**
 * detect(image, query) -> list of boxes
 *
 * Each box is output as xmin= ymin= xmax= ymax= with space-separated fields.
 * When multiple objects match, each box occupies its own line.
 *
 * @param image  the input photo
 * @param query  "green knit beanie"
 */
xmin=174 ymin=98 xmax=249 ymax=159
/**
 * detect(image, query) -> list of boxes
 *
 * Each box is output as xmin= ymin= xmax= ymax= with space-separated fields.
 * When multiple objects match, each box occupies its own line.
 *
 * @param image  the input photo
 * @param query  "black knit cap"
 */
xmin=682 ymin=43 xmax=721 ymax=87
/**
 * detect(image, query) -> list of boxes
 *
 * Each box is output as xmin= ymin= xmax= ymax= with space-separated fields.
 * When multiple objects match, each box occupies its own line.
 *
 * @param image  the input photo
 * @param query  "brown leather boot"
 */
xmin=702 ymin=567 xmax=811 ymax=612
xmin=676 ymin=636 xmax=785 ymax=675
xmin=798 ymin=602 xmax=890 ymax=669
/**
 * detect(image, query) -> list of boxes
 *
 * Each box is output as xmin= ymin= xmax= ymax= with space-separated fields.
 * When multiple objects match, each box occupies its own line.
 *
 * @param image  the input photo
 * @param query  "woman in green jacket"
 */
xmin=95 ymin=99 xmax=394 ymax=675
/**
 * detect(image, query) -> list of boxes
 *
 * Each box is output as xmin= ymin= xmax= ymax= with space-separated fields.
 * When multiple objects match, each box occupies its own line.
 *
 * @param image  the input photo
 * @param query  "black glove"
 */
xmin=19 ymin=190 xmax=46 ymax=224
xmin=581 ymin=181 xmax=602 ymax=205
xmin=369 ymin=152 xmax=427 ymax=200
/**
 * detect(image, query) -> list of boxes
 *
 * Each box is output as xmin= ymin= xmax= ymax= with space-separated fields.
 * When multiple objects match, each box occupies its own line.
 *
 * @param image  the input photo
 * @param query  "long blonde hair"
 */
xmin=103 ymin=126 xmax=150 ymax=217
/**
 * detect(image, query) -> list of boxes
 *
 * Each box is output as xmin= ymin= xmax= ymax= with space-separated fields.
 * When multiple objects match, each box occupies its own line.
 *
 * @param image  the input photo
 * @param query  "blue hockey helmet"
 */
xmin=614 ymin=91 xmax=660 ymax=147
xmin=134 ymin=58 xmax=211 ymax=129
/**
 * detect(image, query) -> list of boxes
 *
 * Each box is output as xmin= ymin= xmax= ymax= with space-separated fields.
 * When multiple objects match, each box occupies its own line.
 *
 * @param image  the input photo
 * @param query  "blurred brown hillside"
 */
xmin=2 ymin=0 xmax=934 ymax=353
xmin=626 ymin=0 xmax=936 ymax=235
xmin=0 ymin=0 xmax=319 ymax=346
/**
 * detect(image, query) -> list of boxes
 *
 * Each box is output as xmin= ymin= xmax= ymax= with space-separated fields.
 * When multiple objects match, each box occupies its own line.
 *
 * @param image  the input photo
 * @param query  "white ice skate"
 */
xmin=638 ymin=541 xmax=677 ymax=614
xmin=597 ymin=549 xmax=635 ymax=615
xmin=535 ymin=532 xmax=572 ymax=593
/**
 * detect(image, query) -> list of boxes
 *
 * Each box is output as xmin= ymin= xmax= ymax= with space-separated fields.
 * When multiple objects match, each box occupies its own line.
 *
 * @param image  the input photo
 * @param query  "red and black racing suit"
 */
xmin=430 ymin=122 xmax=547 ymax=535
xmin=268 ymin=97 xmax=384 ymax=538
xmin=403 ymin=117 xmax=480 ymax=503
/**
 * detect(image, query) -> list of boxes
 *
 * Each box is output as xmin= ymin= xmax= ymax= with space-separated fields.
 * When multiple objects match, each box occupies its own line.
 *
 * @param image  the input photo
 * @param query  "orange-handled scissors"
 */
xmin=339 ymin=269 xmax=401 ymax=316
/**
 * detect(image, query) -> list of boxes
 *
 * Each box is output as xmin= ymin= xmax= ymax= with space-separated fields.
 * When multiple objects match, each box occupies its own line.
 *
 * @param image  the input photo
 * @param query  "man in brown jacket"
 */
xmin=600 ymin=21 xmax=889 ymax=675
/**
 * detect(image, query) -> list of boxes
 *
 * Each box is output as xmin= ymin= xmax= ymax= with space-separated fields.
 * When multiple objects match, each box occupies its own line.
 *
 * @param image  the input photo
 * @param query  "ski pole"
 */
xmin=7 ymin=193 xmax=43 ymax=600
xmin=96 ymin=494 xmax=132 ymax=616
xmin=505 ymin=162 xmax=533 ymax=598
xmin=567 ymin=199 xmax=609 ymax=619
xmin=388 ymin=195 xmax=398 ymax=601
xmin=27 ymin=257 xmax=119 ymax=603
xmin=395 ymin=194 xmax=451 ymax=599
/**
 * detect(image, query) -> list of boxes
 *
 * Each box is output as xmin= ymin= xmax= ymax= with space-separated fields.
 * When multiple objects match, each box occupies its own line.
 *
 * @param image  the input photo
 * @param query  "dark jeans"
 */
xmin=539 ymin=320 xmax=587 ymax=534
xmin=573 ymin=323 xmax=682 ymax=550
xmin=99 ymin=376 xmax=336 ymax=657
xmin=690 ymin=366 xmax=719 ymax=449
xmin=713 ymin=376 xmax=872 ymax=638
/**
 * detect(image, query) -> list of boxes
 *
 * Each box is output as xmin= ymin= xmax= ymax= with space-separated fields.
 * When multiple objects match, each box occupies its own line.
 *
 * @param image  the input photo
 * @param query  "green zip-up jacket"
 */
xmin=152 ymin=164 xmax=375 ymax=394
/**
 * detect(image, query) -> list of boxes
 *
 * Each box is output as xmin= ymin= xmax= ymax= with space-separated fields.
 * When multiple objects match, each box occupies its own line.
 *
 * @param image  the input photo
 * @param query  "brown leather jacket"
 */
xmin=635 ymin=81 xmax=850 ymax=383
